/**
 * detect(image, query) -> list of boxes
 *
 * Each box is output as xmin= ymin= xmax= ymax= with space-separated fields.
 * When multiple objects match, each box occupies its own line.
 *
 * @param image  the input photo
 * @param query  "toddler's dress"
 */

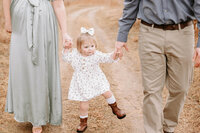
xmin=62 ymin=48 xmax=116 ymax=101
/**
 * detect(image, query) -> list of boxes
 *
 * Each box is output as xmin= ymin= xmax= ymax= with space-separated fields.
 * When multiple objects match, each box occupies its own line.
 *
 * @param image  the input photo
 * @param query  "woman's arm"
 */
xmin=3 ymin=0 xmax=12 ymax=33
xmin=52 ymin=0 xmax=72 ymax=47
xmin=52 ymin=0 xmax=67 ymax=35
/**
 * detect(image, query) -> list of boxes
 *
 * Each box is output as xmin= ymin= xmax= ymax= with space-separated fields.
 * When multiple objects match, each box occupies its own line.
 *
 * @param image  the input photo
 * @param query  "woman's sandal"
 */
xmin=32 ymin=126 xmax=42 ymax=133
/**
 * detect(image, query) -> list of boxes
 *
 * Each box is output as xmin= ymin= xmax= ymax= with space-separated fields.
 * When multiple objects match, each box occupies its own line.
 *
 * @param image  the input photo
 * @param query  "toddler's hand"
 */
xmin=63 ymin=33 xmax=72 ymax=49
xmin=112 ymin=49 xmax=120 ymax=60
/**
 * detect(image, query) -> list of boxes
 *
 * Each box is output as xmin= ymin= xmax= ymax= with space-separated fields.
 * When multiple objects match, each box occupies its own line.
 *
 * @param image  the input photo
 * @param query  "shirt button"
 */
xmin=164 ymin=9 xmax=168 ymax=12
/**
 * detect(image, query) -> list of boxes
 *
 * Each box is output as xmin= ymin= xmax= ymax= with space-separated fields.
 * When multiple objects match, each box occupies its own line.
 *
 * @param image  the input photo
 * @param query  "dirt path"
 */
xmin=1 ymin=2 xmax=199 ymax=133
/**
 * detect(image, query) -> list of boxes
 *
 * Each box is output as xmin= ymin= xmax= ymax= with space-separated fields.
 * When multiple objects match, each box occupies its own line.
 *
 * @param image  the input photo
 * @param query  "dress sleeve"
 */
xmin=96 ymin=50 xmax=118 ymax=63
xmin=62 ymin=49 xmax=74 ymax=63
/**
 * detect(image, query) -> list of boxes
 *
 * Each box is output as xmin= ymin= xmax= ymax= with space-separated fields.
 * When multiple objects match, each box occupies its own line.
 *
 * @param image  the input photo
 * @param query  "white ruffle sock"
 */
xmin=106 ymin=95 xmax=116 ymax=104
xmin=80 ymin=115 xmax=88 ymax=119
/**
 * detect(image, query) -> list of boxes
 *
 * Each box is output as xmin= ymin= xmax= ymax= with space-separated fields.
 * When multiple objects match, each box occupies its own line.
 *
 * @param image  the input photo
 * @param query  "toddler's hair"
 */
xmin=77 ymin=33 xmax=97 ymax=52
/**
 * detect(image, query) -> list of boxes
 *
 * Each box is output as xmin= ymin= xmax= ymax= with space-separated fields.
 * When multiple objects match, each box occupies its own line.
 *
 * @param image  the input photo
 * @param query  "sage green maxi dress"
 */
xmin=5 ymin=0 xmax=62 ymax=126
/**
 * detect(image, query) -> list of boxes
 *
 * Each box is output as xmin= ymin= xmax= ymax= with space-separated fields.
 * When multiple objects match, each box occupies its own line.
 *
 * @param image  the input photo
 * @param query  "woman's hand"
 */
xmin=5 ymin=20 xmax=12 ymax=33
xmin=63 ymin=33 xmax=72 ymax=49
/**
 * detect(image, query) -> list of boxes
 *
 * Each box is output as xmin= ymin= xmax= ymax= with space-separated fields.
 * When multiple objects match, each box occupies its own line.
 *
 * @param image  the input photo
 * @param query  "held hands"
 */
xmin=112 ymin=49 xmax=120 ymax=60
xmin=114 ymin=41 xmax=129 ymax=59
xmin=63 ymin=33 xmax=72 ymax=50
xmin=193 ymin=48 xmax=200 ymax=67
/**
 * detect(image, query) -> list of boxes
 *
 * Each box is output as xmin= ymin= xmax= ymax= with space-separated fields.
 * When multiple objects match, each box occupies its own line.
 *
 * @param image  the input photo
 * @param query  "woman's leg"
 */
xmin=32 ymin=125 xmax=42 ymax=133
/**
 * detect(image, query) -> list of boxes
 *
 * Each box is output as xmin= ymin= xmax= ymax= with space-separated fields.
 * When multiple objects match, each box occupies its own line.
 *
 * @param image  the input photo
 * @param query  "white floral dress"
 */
xmin=62 ymin=48 xmax=116 ymax=101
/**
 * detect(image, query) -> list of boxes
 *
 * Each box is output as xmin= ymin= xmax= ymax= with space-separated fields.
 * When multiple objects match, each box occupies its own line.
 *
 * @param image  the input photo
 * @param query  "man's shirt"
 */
xmin=117 ymin=0 xmax=200 ymax=47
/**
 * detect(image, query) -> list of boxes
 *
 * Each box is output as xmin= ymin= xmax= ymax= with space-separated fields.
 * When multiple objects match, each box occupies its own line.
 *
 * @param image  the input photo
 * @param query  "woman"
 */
xmin=3 ymin=0 xmax=72 ymax=132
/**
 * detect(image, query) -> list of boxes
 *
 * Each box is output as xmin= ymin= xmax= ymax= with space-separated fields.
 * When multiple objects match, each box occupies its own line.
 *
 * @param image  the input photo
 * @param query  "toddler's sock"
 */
xmin=106 ymin=95 xmax=116 ymax=104
xmin=80 ymin=115 xmax=88 ymax=119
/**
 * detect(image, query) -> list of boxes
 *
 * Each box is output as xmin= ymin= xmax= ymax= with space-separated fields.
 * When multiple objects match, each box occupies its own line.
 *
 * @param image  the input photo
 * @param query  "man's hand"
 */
xmin=63 ymin=33 xmax=72 ymax=49
xmin=193 ymin=47 xmax=200 ymax=67
xmin=115 ymin=41 xmax=129 ymax=59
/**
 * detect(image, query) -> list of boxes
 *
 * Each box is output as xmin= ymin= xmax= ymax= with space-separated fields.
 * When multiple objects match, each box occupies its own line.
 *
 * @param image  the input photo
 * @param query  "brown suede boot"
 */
xmin=109 ymin=102 xmax=126 ymax=119
xmin=77 ymin=117 xmax=87 ymax=133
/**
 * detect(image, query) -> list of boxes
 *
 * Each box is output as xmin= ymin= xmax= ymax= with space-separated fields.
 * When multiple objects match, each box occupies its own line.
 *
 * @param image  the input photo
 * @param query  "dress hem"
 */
xmin=68 ymin=89 xmax=110 ymax=101
xmin=5 ymin=110 xmax=62 ymax=126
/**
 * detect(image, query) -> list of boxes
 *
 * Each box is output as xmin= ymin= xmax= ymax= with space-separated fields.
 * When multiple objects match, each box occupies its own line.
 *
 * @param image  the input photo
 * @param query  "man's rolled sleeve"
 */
xmin=117 ymin=0 xmax=140 ymax=42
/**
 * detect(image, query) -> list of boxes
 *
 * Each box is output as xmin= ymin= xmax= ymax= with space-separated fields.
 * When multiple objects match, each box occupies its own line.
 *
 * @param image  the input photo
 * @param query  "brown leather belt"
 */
xmin=141 ymin=20 xmax=193 ymax=30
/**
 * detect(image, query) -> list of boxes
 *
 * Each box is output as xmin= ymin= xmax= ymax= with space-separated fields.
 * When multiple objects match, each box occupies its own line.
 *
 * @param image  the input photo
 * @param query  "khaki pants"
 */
xmin=138 ymin=23 xmax=194 ymax=133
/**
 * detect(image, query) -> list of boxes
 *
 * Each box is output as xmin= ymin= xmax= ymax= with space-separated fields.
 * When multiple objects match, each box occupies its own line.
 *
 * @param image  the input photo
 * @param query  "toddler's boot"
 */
xmin=109 ymin=102 xmax=126 ymax=119
xmin=77 ymin=117 xmax=87 ymax=133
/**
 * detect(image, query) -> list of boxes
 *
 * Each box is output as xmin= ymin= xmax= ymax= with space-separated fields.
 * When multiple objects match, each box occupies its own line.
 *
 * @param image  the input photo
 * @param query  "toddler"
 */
xmin=62 ymin=27 xmax=126 ymax=132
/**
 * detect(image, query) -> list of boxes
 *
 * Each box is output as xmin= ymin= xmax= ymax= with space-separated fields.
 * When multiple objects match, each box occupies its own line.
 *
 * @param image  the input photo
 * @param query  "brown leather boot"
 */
xmin=109 ymin=102 xmax=126 ymax=119
xmin=77 ymin=117 xmax=87 ymax=133
xmin=163 ymin=131 xmax=174 ymax=133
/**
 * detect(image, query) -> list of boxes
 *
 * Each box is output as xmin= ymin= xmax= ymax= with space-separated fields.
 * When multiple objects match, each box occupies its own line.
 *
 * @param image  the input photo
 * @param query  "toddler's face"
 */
xmin=80 ymin=42 xmax=96 ymax=56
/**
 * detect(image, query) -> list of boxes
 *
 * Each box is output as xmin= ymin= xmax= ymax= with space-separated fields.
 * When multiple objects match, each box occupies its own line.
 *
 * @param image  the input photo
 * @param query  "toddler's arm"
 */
xmin=96 ymin=50 xmax=119 ymax=63
xmin=62 ymin=48 xmax=73 ymax=63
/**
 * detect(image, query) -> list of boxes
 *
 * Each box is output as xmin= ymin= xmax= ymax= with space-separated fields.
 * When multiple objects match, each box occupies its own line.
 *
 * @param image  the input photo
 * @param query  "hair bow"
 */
xmin=81 ymin=27 xmax=95 ymax=36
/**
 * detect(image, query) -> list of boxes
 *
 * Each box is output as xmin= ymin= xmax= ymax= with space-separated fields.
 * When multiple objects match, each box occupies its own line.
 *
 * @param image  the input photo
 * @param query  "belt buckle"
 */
xmin=163 ymin=24 xmax=177 ymax=30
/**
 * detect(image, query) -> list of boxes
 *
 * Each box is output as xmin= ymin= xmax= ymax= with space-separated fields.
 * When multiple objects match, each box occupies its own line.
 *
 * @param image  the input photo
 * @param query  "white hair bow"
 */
xmin=81 ymin=27 xmax=95 ymax=36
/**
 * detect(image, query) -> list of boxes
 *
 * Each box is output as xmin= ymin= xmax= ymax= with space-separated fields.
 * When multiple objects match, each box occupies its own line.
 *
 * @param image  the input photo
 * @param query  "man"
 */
xmin=115 ymin=0 xmax=200 ymax=133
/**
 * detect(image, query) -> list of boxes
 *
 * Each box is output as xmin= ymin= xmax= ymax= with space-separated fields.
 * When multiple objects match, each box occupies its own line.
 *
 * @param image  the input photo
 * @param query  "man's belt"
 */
xmin=141 ymin=20 xmax=193 ymax=30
